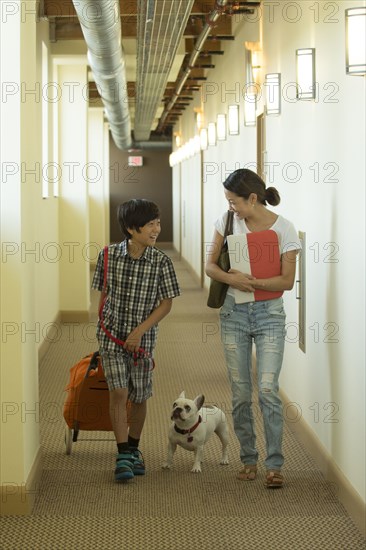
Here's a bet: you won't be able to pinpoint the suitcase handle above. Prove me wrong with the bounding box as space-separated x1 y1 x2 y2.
85 351 101 377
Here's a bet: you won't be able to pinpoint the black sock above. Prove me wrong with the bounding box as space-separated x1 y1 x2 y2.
117 442 129 454
128 436 139 449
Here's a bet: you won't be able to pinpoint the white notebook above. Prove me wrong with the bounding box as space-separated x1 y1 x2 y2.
227 234 255 304
227 230 283 304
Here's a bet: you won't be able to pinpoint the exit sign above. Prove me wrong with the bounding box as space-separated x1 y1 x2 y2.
128 156 143 167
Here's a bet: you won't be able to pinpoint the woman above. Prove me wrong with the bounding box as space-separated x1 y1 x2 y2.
205 169 301 488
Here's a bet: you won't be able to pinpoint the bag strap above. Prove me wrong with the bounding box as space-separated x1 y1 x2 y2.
224 210 234 238
98 246 154 367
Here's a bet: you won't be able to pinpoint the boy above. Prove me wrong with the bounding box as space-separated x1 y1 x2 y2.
92 199 180 482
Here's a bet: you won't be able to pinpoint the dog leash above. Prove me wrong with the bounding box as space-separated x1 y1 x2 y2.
98 245 155 369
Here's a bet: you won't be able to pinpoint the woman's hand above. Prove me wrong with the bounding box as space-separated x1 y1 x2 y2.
228 269 256 292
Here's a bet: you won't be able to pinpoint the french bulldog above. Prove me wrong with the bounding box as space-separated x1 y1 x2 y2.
162 391 229 473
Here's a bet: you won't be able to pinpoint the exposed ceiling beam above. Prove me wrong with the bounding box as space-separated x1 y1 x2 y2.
44 0 260 136
44 0 227 17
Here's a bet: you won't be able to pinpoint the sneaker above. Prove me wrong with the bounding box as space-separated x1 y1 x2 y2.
115 452 134 482
130 448 145 475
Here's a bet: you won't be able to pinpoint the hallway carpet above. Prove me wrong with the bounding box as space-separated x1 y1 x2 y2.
1 251 365 549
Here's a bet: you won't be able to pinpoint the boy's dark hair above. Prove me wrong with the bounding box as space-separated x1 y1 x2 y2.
223 168 280 206
117 199 161 238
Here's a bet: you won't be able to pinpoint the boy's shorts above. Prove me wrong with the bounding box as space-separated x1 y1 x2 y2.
100 350 153 402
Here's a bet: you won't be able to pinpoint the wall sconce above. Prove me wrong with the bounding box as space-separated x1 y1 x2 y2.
345 7 366 75
244 93 256 126
200 128 208 150
251 50 262 86
265 73 281 115
244 49 257 126
174 133 181 148
296 48 316 100
193 135 201 154
184 142 191 160
188 138 195 158
208 122 217 146
228 105 239 135
180 144 186 161
195 109 204 131
217 114 227 141
177 147 183 163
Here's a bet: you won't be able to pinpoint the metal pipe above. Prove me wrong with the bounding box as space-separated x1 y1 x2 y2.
71 0 132 150
134 0 196 142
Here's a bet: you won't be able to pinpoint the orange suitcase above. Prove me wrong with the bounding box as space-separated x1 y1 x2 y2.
63 351 112 433
63 351 122 454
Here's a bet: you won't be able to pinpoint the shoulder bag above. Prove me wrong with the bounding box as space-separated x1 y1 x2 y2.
207 210 234 308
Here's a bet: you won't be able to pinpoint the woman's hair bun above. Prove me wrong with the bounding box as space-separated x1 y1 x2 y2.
265 187 281 206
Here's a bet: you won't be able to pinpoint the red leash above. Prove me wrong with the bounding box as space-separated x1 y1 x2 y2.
98 246 155 369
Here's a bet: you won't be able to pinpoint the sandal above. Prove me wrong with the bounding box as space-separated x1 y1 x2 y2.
265 470 284 488
237 464 257 481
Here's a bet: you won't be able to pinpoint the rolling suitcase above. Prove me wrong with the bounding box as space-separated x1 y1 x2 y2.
63 351 114 454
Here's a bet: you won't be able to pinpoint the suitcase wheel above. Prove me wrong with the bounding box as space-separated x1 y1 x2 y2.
65 426 72 455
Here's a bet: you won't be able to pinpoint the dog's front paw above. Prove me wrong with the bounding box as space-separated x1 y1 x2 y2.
191 465 202 473
162 462 172 470
220 458 229 465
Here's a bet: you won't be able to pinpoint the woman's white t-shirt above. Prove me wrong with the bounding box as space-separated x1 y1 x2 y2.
214 212 301 255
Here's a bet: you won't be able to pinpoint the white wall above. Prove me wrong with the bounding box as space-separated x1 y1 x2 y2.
0 0 41 488
181 155 202 278
57 63 90 315
35 21 60 347
172 164 181 252
262 0 366 500
88 108 107 255
0 16 112 501
173 1 365 503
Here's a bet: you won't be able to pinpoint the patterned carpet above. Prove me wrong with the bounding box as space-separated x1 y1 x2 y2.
1 251 365 549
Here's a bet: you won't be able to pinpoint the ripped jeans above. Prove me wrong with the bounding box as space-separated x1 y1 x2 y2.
220 294 286 471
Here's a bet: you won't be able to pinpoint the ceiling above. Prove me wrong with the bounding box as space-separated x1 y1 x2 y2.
42 0 259 144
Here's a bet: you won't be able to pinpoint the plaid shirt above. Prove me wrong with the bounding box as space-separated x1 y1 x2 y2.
92 241 180 353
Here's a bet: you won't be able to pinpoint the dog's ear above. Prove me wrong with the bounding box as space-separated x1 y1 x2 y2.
179 391 185 399
194 394 205 410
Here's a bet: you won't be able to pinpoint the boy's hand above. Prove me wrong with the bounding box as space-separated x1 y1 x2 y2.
123 299 172 353
124 327 143 353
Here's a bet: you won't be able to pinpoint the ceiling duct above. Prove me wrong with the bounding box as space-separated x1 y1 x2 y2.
157 0 228 132
71 0 132 150
134 0 196 142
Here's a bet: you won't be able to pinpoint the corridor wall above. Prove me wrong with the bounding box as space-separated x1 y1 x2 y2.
172 0 365 528
261 0 366 513
1 3 45 514
0 16 111 513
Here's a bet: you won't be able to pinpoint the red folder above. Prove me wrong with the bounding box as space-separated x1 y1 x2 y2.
227 230 283 302
247 230 283 301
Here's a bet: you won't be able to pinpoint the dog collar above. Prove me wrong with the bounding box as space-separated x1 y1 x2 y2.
174 415 202 436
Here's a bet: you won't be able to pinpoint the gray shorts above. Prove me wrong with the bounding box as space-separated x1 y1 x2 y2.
100 350 154 402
